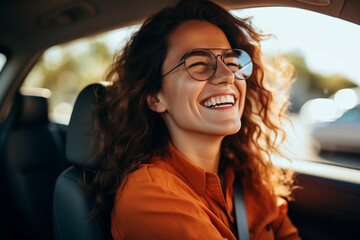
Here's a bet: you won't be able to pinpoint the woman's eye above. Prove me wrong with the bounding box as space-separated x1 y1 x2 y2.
188 61 209 68
187 62 213 73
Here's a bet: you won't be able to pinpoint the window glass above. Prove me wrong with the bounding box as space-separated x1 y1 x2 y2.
22 25 139 124
0 52 6 72
232 7 360 168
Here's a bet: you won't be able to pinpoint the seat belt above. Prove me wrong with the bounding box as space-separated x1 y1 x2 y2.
233 174 250 240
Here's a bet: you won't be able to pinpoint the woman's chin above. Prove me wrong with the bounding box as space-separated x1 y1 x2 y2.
205 121 241 137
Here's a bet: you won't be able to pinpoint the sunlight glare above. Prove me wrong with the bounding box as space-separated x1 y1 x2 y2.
300 98 342 123
334 88 357 110
44 46 63 70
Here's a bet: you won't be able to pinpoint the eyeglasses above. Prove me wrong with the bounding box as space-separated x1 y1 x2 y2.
162 48 253 81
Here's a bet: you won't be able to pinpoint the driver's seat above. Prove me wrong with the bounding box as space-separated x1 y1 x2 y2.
53 83 112 240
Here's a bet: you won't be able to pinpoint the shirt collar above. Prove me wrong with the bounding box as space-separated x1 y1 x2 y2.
165 143 234 197
165 143 207 196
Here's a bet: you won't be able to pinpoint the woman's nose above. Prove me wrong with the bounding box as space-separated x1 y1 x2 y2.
208 57 235 85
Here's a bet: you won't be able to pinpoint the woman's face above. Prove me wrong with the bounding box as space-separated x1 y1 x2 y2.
149 20 247 139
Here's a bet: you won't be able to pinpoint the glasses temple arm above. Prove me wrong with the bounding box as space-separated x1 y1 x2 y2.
161 62 185 79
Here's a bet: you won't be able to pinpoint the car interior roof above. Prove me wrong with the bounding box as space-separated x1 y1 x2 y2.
1 0 360 53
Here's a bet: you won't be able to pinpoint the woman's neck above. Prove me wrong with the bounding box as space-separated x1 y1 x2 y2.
170 132 223 174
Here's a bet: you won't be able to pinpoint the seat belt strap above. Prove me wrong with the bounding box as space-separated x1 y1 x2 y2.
233 174 250 240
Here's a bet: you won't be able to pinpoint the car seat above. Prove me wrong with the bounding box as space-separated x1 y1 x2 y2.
53 83 112 240
0 92 67 240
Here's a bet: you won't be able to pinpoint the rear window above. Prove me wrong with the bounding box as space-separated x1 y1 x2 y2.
22 25 139 124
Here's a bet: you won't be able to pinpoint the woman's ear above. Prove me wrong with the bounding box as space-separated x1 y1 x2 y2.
146 93 167 113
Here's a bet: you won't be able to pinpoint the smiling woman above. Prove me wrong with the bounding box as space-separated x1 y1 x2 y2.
151 21 248 145
81 0 300 239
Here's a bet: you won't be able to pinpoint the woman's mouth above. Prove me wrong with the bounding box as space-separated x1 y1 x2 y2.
202 95 235 108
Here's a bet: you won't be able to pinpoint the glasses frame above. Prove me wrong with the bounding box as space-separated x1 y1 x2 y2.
161 48 252 81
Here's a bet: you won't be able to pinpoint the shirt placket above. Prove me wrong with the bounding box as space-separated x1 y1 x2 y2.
205 172 233 228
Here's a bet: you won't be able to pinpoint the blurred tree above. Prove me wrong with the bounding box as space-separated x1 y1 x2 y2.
24 39 113 114
282 53 357 112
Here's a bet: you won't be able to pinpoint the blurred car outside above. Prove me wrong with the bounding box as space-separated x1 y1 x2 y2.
311 104 360 154
299 87 360 154
299 87 360 124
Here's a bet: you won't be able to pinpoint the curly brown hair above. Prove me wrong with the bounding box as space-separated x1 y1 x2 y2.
85 0 295 217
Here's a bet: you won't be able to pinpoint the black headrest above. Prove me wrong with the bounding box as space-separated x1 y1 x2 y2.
66 83 106 168
15 95 48 127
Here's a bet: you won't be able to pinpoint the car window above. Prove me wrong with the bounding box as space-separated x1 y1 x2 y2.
0 52 6 72
22 25 140 124
232 7 360 169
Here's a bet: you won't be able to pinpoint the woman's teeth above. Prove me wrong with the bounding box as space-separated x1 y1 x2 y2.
203 95 235 108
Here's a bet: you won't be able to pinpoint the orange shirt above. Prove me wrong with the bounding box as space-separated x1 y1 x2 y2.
111 144 300 240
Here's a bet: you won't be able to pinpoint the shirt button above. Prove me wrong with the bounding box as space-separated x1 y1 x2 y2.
265 224 271 231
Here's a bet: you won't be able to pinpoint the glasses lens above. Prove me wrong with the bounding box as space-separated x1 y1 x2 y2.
185 50 216 81
224 50 253 80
